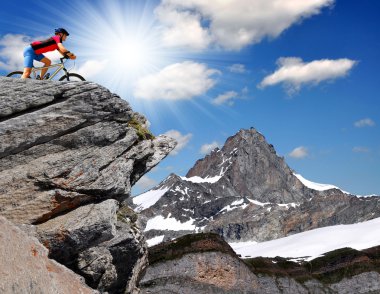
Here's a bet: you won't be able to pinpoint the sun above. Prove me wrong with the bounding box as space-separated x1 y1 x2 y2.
104 34 154 74
117 39 147 69
65 1 179 95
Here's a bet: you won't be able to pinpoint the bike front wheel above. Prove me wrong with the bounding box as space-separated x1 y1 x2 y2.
59 73 86 81
6 71 24 78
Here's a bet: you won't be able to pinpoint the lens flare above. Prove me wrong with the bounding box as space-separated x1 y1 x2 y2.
35 1 182 97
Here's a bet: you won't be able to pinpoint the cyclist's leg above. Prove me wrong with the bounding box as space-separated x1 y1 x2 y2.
21 46 34 79
21 67 32 79
39 56 51 79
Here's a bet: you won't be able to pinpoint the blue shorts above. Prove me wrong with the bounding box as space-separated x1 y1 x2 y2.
23 45 44 68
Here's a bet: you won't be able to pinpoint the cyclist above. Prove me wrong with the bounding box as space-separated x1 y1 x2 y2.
21 28 76 79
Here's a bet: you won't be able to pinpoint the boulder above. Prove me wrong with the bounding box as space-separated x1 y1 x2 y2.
0 216 97 294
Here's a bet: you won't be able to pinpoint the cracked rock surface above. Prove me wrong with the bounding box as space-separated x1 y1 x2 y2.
0 77 175 224
0 77 176 293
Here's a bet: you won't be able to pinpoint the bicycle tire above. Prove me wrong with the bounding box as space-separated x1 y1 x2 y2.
6 71 24 78
59 73 86 81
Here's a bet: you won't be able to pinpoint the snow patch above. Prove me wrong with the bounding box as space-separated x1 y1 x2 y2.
278 203 299 209
229 217 380 260
145 215 196 231
247 199 270 206
133 188 168 211
146 235 165 247
231 199 244 206
196 225 206 233
220 199 249 213
181 175 221 183
248 198 299 209
294 173 342 192
358 194 379 198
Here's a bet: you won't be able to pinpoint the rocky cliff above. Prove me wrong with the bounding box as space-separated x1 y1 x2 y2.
0 77 176 293
134 128 380 243
140 233 380 293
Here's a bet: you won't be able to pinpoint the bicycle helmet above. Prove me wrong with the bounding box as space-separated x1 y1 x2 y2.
55 28 70 36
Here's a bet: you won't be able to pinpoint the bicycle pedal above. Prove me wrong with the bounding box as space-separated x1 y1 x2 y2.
44 73 50 80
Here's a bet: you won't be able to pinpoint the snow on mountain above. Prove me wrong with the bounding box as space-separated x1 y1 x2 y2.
219 199 249 213
144 214 197 232
133 188 168 211
180 175 221 183
230 216 380 261
294 173 343 192
136 128 380 247
133 171 341 213
146 235 165 247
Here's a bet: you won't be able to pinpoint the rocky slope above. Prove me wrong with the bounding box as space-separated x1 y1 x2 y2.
0 77 176 293
134 128 380 244
140 233 380 293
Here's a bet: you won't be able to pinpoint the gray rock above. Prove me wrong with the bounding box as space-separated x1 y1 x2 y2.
0 77 176 225
76 208 148 293
0 77 176 293
140 251 262 293
36 199 119 265
330 271 380 294
140 249 331 294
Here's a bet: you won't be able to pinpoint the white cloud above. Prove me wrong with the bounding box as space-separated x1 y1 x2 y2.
259 57 357 95
155 4 212 50
354 118 375 128
289 146 309 159
155 0 334 50
0 34 31 71
228 64 246 73
200 141 221 155
163 130 193 155
134 61 220 100
212 91 238 106
134 175 158 191
353 146 370 153
76 59 108 79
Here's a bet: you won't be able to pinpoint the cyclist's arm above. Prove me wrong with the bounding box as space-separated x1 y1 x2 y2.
57 43 76 60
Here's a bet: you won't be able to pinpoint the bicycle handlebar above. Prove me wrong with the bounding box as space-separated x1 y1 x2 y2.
60 55 70 63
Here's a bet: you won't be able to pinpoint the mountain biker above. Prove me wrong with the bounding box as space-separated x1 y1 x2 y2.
21 28 76 79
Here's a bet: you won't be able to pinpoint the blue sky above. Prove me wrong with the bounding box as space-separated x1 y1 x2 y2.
1 0 379 196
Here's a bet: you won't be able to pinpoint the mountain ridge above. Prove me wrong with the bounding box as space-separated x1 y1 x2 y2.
134 128 380 245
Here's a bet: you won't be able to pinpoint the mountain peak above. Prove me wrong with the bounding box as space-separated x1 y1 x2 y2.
187 128 264 178
186 128 304 203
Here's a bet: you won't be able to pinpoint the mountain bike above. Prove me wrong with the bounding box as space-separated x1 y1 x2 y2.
6 56 85 81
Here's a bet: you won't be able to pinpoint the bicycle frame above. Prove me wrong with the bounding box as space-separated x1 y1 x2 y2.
30 58 69 80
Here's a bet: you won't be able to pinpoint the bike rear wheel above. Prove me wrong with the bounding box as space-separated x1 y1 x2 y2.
59 73 85 81
6 71 24 78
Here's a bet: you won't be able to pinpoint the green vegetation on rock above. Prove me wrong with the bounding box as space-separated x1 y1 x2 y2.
244 246 380 285
305 247 380 284
117 205 138 224
128 116 154 140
